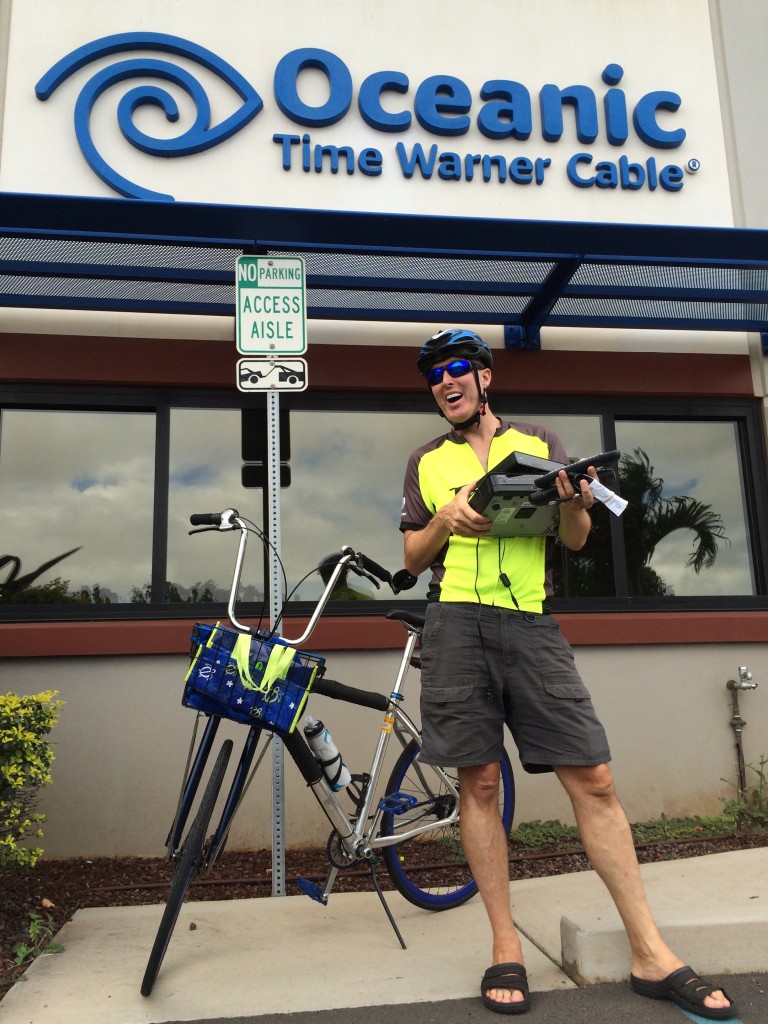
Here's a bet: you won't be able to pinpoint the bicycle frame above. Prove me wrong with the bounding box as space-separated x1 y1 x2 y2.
167 615 461 893
315 627 460 857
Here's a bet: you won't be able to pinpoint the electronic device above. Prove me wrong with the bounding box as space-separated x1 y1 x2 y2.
468 449 621 536
469 452 564 537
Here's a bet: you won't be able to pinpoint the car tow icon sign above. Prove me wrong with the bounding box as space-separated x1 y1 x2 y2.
236 357 308 392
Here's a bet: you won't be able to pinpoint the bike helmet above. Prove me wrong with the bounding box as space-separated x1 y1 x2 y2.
417 329 493 429
416 328 493 377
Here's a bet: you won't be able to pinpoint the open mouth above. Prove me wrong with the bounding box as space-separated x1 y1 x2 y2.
446 391 463 405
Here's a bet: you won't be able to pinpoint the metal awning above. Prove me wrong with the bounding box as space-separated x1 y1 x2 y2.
2 191 768 347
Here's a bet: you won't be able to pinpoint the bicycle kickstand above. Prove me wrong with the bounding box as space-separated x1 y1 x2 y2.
367 860 407 950
297 860 406 948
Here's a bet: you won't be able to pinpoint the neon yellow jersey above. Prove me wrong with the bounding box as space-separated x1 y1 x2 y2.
400 420 568 612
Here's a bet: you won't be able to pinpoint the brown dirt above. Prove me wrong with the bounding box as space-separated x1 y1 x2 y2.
2 831 767 997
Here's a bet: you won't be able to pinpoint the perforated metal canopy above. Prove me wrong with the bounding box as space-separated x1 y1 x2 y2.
2 191 768 347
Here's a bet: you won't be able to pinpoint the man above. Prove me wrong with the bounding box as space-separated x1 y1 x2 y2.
399 328 735 1018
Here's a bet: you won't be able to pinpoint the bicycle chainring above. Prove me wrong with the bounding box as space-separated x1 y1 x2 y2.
326 830 358 869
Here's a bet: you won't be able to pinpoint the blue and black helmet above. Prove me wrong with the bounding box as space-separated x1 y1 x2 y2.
416 328 493 377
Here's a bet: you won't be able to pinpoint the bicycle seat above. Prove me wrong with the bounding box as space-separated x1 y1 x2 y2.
386 608 426 629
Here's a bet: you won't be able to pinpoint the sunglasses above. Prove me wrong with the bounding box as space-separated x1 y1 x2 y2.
426 358 474 387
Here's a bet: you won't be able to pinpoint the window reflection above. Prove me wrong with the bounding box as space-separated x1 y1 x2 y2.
167 408 264 605
614 422 753 596
283 410 435 600
0 410 154 603
166 408 436 607
489 410 610 599
0 404 760 614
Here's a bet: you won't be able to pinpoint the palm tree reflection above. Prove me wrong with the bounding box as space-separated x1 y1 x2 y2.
555 448 728 597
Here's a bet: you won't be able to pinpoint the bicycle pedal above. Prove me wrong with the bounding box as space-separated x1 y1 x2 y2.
378 791 418 814
296 877 329 905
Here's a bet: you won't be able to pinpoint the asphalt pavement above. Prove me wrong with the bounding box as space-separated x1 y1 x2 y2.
0 847 766 1024
161 975 768 1024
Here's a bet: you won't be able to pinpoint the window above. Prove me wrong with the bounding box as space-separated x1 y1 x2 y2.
1 389 766 619
0 408 154 605
612 420 754 597
166 408 263 604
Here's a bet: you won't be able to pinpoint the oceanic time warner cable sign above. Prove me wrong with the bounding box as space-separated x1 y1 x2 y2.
4 1 733 224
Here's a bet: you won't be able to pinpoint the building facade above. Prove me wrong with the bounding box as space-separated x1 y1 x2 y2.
1 0 767 856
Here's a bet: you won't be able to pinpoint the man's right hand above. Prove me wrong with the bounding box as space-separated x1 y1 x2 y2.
437 482 493 537
403 483 492 576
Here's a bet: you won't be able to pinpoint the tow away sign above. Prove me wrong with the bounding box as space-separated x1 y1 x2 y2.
236 255 307 355
237 358 308 392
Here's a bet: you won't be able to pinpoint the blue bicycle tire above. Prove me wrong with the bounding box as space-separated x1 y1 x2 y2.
380 740 514 911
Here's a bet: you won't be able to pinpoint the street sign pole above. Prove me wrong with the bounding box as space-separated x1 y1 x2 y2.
267 392 286 897
235 254 307 897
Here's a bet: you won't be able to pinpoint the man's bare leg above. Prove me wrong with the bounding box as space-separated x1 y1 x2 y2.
459 762 525 1008
554 763 731 1013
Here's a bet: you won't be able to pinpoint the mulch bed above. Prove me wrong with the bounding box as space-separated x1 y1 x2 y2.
2 831 766 996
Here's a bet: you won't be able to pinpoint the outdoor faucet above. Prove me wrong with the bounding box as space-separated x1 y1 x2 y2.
726 666 758 692
726 666 758 798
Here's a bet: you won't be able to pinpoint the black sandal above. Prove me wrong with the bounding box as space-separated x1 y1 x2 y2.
631 966 737 1020
480 962 531 1015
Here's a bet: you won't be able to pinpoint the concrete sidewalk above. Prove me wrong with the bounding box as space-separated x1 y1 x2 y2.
0 847 765 1024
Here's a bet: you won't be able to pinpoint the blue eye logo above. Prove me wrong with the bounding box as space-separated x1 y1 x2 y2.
35 32 263 202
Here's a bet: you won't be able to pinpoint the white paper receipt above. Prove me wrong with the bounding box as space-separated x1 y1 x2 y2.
589 478 628 516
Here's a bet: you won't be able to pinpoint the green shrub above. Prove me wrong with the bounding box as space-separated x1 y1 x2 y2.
510 819 580 849
0 690 64 869
721 754 768 833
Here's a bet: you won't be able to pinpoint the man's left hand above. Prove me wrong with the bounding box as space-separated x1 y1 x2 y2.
555 466 597 512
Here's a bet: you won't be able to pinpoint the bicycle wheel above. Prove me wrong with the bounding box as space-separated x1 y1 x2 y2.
141 738 233 997
380 741 514 911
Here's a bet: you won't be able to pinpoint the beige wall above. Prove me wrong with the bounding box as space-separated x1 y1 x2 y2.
713 0 768 231
9 643 766 859
713 1 768 421
2 0 767 862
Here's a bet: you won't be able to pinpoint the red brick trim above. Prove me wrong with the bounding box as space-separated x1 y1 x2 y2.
1 611 766 658
3 336 755 398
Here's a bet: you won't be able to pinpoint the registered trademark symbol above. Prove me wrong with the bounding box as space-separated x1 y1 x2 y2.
687 158 701 173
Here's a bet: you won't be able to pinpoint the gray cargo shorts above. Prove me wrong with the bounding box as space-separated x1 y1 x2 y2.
418 601 611 773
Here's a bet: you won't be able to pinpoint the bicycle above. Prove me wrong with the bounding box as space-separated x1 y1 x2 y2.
141 508 515 997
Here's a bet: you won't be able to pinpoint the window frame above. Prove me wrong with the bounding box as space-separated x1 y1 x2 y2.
2 383 767 622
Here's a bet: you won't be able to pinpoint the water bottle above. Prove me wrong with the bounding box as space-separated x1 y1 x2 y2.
303 715 351 791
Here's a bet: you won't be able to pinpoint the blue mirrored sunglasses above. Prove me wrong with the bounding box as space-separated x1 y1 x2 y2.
426 358 474 387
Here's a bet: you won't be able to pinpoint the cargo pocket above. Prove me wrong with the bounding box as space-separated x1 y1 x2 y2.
422 678 475 705
419 603 477 700
528 618 591 703
542 677 591 702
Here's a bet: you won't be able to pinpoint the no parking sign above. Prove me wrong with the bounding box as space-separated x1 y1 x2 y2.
235 255 307 355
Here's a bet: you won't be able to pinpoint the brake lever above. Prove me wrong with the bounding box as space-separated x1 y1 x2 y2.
348 562 381 589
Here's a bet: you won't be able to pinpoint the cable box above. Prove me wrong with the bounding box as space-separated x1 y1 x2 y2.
469 452 563 537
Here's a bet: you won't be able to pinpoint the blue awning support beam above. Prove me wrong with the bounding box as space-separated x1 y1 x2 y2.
2 192 768 340
505 256 584 349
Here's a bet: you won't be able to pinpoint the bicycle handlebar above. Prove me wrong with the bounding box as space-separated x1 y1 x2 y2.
186 509 414 643
353 551 390 587
313 676 390 712
189 512 221 527
189 509 239 532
